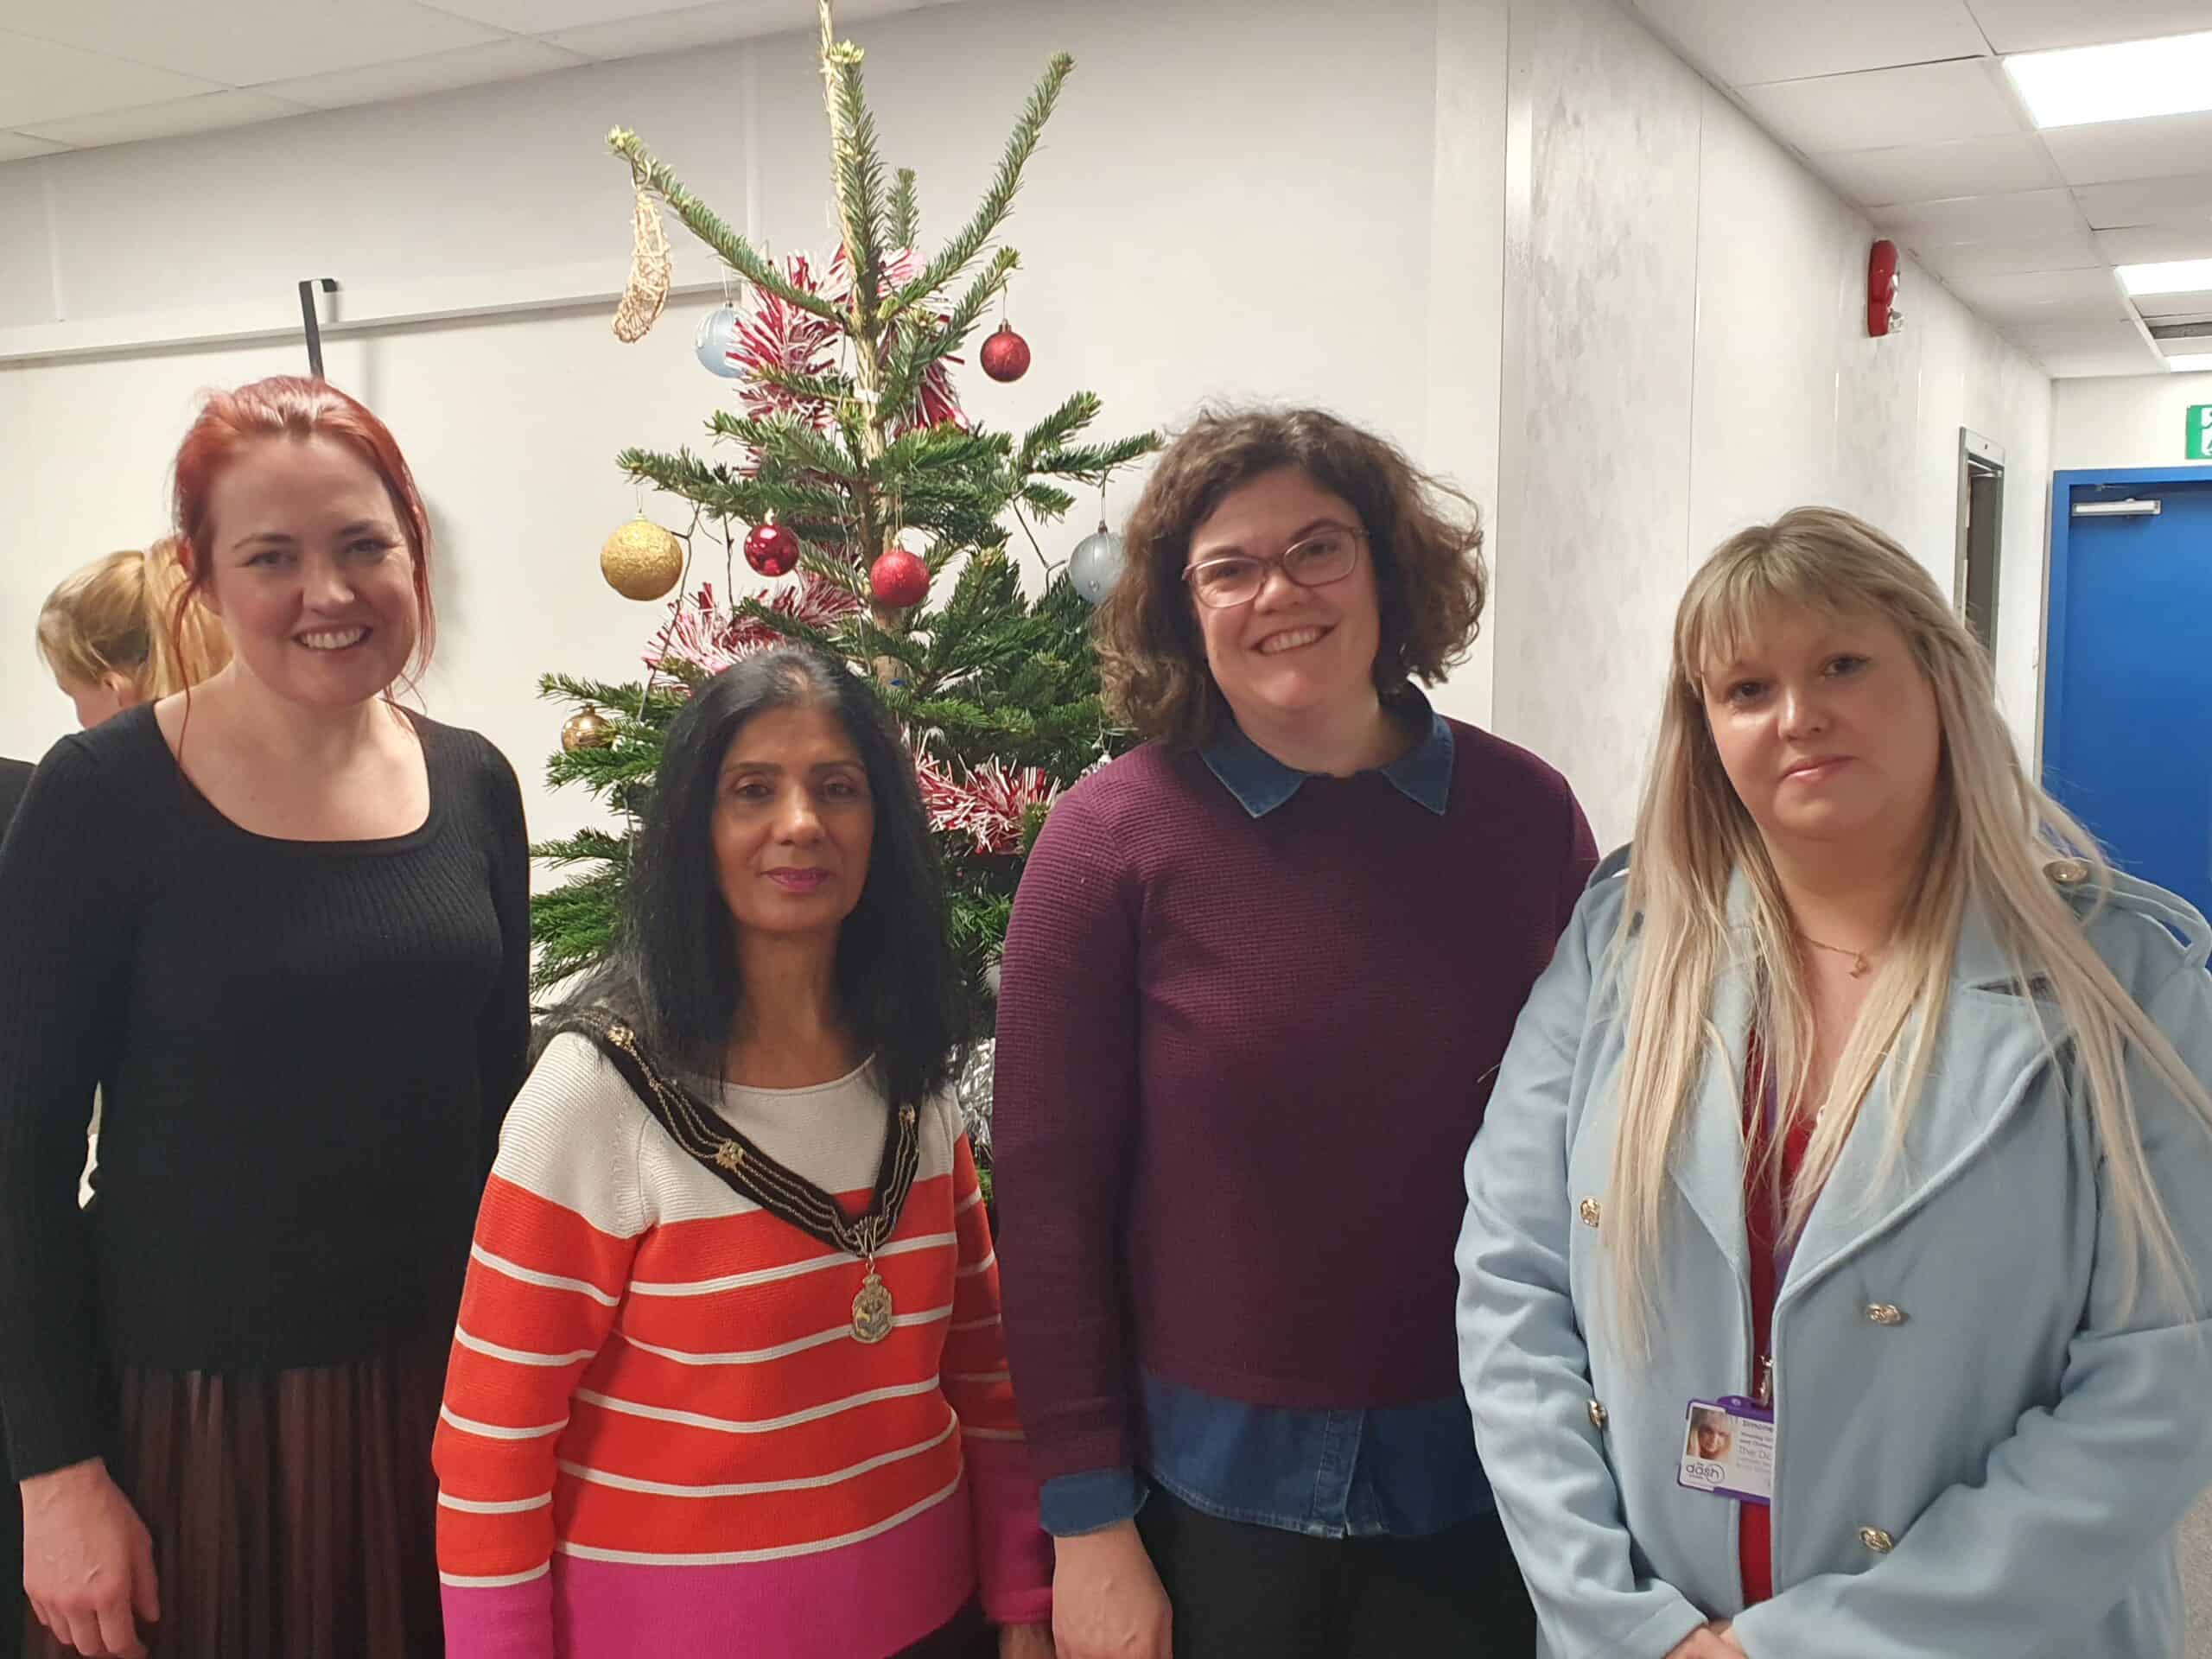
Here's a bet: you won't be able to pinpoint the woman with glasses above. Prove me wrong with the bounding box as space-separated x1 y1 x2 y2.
990 406 1597 1659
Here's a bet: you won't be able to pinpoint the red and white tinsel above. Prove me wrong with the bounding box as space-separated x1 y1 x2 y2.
912 750 1060 855
723 249 963 435
645 574 865 679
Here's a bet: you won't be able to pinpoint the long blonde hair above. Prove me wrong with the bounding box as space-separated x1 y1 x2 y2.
35 541 230 701
1606 506 2212 1343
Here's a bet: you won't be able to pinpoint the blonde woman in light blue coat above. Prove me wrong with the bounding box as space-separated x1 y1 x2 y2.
1456 507 2212 1659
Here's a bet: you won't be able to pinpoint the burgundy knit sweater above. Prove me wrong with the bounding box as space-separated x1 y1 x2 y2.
990 720 1596 1488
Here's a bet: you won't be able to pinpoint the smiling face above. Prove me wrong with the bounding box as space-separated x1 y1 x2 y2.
1701 601 1943 867
194 435 421 709
711 700 876 946
1184 466 1382 734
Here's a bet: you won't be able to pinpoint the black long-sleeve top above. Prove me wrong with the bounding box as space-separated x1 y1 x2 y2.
0 706 530 1478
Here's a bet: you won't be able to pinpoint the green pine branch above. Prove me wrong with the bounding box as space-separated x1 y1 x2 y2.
880 248 1019 417
889 168 920 252
1032 433 1162 480
887 54 1074 319
823 41 890 332
608 129 845 325
707 411 866 484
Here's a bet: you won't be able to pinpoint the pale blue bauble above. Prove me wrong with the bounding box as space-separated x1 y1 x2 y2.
1069 524 1125 605
695 303 743 378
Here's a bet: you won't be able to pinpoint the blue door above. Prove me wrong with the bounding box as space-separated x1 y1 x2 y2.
2044 469 2212 920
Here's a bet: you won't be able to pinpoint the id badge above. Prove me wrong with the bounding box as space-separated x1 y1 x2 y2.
1677 1396 1775 1507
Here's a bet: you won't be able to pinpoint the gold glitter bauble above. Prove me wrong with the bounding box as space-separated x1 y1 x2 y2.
600 518 683 601
562 704 616 753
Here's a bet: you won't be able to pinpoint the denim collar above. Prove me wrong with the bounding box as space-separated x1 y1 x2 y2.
1200 690 1454 819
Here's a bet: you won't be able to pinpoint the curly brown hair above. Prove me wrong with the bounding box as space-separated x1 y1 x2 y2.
1095 405 1486 747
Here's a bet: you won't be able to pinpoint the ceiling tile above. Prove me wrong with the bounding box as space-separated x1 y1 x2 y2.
2073 172 2212 227
1814 131 2060 207
1942 265 2133 321
17 88 307 148
2096 224 2212 264
1738 59 2025 156
2042 111 2212 188
1918 228 2102 277
3 1 505 86
2134 287 2212 319
1875 187 2086 246
2035 346 2171 376
541 0 791 60
0 131 71 162
263 38 587 111
416 0 740 29
0 29 221 127
1631 0 1988 85
1964 0 2212 54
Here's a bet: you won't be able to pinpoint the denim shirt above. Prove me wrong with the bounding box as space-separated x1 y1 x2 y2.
1037 695 1495 1541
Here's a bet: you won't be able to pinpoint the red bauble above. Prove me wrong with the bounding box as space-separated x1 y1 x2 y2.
979 321 1031 383
744 518 800 577
869 546 931 609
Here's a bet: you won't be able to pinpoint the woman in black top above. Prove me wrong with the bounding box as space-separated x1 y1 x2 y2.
0 377 530 1659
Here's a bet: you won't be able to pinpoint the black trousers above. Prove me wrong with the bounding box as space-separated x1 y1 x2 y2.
895 1597 991 1659
1136 1487 1536 1659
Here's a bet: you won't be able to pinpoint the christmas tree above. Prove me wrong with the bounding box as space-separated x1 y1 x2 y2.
532 0 1158 1056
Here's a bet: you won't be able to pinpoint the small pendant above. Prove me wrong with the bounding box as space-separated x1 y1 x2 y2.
1849 954 1870 978
850 1268 894 1344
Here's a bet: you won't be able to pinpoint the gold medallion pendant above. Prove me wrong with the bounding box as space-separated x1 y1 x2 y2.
851 1268 895 1344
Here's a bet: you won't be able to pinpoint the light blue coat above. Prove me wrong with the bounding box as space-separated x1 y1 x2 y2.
1456 849 2212 1658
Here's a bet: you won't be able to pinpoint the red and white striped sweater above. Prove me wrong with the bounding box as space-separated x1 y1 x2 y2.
434 1033 1051 1657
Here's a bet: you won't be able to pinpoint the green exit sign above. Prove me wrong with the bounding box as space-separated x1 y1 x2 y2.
2191 404 2212 461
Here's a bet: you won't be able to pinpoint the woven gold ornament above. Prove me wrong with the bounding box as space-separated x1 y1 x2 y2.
600 518 684 601
561 704 616 753
612 188 671 344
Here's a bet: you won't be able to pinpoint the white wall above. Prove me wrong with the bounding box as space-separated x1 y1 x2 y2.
2050 372 2212 471
1491 0 2055 848
0 0 1512 841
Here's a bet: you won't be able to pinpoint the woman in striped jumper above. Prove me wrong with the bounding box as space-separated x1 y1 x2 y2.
434 647 1052 1658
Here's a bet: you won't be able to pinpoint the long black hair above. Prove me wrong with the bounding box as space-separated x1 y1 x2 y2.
558 645 964 1112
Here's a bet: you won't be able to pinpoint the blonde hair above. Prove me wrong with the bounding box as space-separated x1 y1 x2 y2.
36 541 230 700
1606 506 2212 1343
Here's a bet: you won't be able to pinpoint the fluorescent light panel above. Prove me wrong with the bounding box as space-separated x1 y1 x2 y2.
2167 353 2212 372
2005 30 2212 129
2118 258 2212 296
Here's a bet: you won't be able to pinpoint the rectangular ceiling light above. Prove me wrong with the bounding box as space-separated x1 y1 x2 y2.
2005 30 2212 128
2118 258 2212 296
2167 353 2212 372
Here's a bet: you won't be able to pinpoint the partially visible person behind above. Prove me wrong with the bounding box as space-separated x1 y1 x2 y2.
434 646 1052 1659
6 544 226 1659
36 542 229 729
994 406 1593 1659
0 755 33 1659
1457 508 2212 1659
0 376 531 1659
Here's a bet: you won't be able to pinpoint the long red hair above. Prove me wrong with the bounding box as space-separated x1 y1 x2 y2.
170 376 437 689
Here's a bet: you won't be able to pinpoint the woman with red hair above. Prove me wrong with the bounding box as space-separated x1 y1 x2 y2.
0 377 531 1659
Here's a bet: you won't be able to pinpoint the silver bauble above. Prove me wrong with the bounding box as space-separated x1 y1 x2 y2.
1069 523 1126 606
695 303 743 378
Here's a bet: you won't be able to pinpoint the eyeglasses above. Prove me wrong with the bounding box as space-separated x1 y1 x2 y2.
1183 525 1364 609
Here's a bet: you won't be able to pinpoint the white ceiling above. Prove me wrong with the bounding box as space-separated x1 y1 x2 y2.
1632 0 2212 377
0 0 960 162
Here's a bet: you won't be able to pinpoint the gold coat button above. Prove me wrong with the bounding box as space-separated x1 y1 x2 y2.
1587 1399 1609 1430
2044 856 2093 887
1859 1526 1896 1554
1579 1197 1602 1228
1864 1302 1905 1326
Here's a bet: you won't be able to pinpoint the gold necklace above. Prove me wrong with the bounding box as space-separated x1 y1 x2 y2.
1799 933 1876 978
